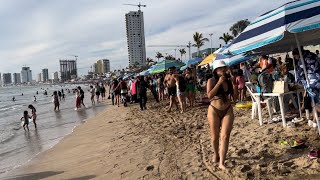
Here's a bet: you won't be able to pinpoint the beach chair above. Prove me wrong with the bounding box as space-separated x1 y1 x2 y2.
246 82 273 121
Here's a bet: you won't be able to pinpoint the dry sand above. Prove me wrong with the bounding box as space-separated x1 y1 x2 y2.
4 97 320 180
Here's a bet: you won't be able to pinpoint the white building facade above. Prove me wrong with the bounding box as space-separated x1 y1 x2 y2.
125 10 146 67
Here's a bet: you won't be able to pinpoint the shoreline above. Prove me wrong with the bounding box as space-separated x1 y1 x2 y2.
3 98 320 179
1 101 109 179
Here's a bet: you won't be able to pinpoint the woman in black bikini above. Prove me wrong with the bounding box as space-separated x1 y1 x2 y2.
207 61 238 170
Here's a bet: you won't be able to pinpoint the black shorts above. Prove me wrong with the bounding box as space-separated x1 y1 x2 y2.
95 92 100 96
115 90 121 95
168 86 177 96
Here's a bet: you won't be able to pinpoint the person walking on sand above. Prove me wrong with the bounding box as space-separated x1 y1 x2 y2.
112 79 121 107
20 110 30 132
137 76 148 111
185 67 196 107
90 85 95 105
173 73 187 113
95 83 101 103
207 61 238 170
157 74 165 101
164 67 179 112
28 105 37 129
100 83 106 101
53 91 60 111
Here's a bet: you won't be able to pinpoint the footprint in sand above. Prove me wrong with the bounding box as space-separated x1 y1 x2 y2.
237 149 249 156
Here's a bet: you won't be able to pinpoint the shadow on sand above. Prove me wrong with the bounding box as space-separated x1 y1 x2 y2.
68 175 96 180
3 171 64 180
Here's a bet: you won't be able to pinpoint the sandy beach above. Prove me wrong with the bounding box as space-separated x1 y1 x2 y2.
4 97 320 179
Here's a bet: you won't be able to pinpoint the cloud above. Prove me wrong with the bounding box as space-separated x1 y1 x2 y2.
0 0 292 75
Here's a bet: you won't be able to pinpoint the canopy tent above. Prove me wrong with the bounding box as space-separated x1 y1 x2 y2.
198 48 220 66
222 0 320 134
180 57 202 71
149 60 185 74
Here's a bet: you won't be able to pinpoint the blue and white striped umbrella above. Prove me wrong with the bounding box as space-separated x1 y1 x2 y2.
180 58 202 71
223 0 320 55
215 44 255 66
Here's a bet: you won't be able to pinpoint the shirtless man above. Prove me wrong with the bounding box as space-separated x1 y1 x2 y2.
164 67 179 112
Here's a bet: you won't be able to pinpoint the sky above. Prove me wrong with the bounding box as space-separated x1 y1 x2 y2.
0 0 292 78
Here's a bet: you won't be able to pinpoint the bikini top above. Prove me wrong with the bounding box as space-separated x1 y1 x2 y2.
185 75 194 84
213 78 233 99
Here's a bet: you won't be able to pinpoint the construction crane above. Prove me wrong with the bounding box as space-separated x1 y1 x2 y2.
148 42 192 60
123 2 146 11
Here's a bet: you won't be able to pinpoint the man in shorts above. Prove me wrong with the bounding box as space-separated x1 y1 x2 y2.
164 67 179 112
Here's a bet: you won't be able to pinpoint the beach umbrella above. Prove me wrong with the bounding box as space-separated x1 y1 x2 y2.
149 60 185 74
180 57 202 71
222 0 320 133
198 48 221 66
139 70 150 76
215 44 256 66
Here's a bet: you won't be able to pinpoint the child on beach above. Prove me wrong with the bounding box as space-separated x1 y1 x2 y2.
28 105 37 129
20 110 30 131
236 69 246 102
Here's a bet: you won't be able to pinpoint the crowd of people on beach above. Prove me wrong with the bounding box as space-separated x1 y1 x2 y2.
16 47 320 169
104 47 320 169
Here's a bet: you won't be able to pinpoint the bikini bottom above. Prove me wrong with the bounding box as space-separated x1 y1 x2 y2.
209 105 232 120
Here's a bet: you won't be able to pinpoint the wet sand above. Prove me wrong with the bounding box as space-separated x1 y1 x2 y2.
4 97 320 179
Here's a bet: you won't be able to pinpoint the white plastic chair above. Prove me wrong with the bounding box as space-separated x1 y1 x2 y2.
246 82 273 121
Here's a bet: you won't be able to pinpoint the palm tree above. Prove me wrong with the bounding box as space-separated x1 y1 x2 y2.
192 32 209 57
229 19 250 37
155 52 164 61
219 33 234 44
179 48 186 61
164 55 175 60
146 57 154 65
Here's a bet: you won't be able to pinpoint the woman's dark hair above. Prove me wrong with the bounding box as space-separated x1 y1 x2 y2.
53 91 57 95
28 104 34 109
237 69 243 76
90 85 93 88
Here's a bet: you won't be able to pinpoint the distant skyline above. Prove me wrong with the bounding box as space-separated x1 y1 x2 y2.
0 0 292 75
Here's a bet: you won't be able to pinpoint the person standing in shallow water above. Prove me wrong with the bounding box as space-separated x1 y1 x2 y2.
53 91 60 111
206 61 238 170
28 104 37 129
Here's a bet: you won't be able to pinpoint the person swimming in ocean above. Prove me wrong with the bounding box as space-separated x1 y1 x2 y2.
33 96 37 102
20 111 30 132
12 96 16 102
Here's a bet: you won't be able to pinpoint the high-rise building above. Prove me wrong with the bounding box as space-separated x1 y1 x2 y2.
37 73 43 82
125 10 146 67
52 72 59 82
96 60 104 74
13 73 21 84
42 68 49 82
92 63 98 74
21 67 32 83
59 60 77 81
3 73 12 85
0 73 2 86
102 59 110 73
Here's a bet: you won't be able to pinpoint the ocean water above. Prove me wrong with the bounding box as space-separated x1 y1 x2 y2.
0 85 107 177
